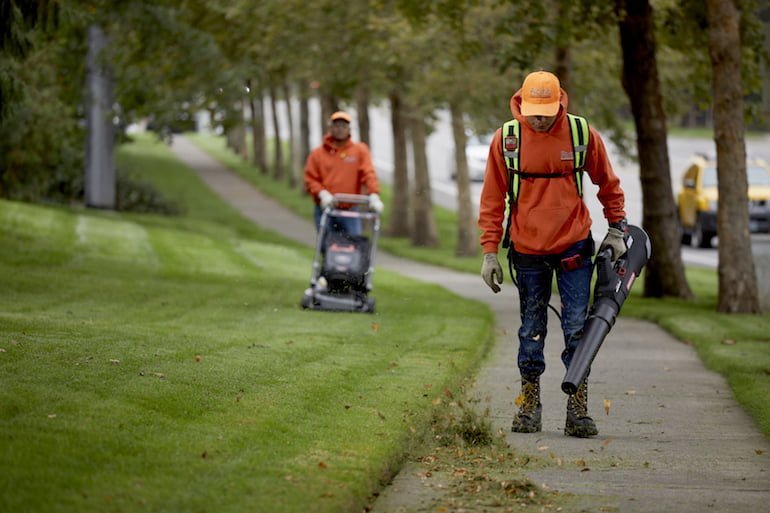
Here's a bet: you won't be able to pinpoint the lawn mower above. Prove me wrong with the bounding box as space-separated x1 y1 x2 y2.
300 193 380 313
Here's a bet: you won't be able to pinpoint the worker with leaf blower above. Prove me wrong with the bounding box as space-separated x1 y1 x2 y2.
478 70 627 438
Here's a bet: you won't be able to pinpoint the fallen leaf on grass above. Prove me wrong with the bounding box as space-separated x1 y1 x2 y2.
109 359 120 365
195 355 202 362
0 348 5 353
721 339 736 345
47 414 57 419
371 322 379 333
376 410 386 420
604 399 612 415
318 461 327 469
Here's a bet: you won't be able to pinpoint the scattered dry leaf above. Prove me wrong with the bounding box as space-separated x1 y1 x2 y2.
721 339 736 345
603 399 612 415
47 414 56 419
109 359 120 365
371 322 379 333
432 397 442 406
376 410 386 420
443 388 454 399
756 449 765 455
201 451 207 459
576 459 587 468
343 403 351 410
318 461 327 469
0 348 5 353
195 355 202 362
537 445 549 451
625 390 637 395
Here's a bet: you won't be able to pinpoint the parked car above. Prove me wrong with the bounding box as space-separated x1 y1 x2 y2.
451 134 493 182
677 154 770 248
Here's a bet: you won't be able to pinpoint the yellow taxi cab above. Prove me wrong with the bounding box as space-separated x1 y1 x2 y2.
677 155 770 248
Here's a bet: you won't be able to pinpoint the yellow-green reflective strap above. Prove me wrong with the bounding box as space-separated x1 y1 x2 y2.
502 119 521 202
567 114 589 197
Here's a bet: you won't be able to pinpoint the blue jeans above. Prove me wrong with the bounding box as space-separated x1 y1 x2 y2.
314 205 361 235
513 238 593 380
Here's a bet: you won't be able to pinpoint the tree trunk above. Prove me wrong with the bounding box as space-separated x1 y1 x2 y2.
227 102 248 161
356 88 371 147
320 93 338 136
409 113 439 247
450 103 477 257
616 0 693 299
388 91 410 237
706 0 760 313
299 84 310 174
250 81 267 174
282 79 297 189
268 85 284 181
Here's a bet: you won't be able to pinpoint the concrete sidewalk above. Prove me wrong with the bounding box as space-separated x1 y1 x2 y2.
170 136 770 513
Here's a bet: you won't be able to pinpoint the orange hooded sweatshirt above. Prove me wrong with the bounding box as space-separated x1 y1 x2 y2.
478 88 625 255
304 134 380 205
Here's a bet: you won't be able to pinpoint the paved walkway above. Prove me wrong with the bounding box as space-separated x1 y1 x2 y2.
170 136 770 513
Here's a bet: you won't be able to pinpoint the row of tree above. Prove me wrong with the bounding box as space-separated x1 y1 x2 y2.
1 0 768 312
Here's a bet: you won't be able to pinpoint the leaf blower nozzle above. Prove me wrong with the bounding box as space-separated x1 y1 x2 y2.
561 225 651 395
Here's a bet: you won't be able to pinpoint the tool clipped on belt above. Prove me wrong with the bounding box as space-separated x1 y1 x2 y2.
506 236 595 322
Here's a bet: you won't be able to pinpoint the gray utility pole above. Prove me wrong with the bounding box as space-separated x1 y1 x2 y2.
85 24 115 209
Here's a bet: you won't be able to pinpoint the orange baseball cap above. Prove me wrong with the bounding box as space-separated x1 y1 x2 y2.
520 71 561 117
330 111 352 123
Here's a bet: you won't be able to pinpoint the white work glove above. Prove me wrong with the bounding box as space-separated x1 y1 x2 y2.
600 226 627 263
481 252 503 293
369 193 384 214
318 190 335 209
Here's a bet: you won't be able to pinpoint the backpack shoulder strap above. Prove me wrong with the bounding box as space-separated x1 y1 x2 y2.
501 119 520 248
501 119 521 204
566 113 589 197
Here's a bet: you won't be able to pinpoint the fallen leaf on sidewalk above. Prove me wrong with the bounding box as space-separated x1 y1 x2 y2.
604 399 612 415
756 449 765 455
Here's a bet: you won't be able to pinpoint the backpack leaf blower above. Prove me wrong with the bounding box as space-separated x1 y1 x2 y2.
561 224 652 395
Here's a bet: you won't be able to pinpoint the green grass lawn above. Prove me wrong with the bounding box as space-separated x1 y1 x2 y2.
0 136 494 513
186 132 770 440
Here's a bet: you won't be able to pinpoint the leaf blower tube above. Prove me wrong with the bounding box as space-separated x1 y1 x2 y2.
561 225 652 395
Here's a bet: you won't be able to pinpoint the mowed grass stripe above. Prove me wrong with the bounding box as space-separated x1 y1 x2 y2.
74 215 158 269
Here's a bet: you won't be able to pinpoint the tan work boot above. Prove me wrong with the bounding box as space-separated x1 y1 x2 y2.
511 377 542 433
565 380 598 438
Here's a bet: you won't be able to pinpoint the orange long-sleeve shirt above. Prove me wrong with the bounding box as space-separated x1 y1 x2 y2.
478 89 626 255
304 134 380 205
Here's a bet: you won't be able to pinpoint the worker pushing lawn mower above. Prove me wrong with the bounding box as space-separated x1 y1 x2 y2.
301 111 384 313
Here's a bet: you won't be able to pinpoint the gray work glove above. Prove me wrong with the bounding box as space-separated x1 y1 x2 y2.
318 189 335 209
600 226 627 263
368 193 384 214
481 252 503 293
